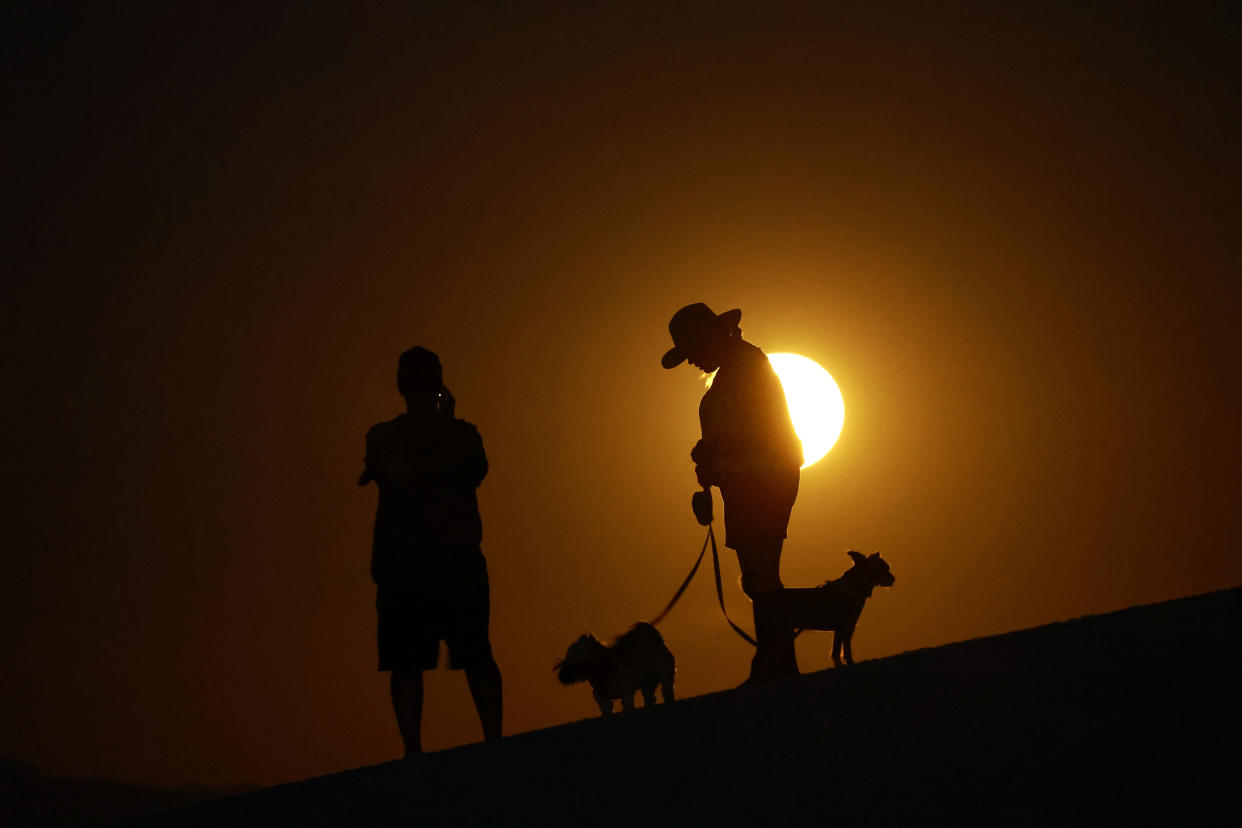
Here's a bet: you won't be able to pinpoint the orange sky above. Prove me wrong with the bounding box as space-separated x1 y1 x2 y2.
4 3 1240 787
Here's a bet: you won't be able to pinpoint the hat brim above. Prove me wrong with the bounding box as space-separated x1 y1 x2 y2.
661 346 686 369
660 307 742 369
717 307 742 330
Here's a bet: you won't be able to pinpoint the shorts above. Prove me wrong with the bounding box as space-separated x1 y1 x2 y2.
376 559 493 671
719 468 800 550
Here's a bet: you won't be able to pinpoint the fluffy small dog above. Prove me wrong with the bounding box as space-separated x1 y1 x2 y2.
555 622 676 716
782 550 896 667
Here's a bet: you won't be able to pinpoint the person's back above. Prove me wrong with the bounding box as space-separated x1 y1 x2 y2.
698 339 803 479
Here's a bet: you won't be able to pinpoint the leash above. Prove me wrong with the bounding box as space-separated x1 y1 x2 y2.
651 524 757 647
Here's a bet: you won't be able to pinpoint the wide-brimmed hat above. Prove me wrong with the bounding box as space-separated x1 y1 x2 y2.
661 303 742 369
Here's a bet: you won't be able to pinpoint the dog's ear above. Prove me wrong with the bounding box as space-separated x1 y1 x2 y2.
869 551 881 560
848 550 866 565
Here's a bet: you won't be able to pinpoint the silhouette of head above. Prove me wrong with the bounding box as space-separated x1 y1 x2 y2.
554 634 605 685
661 303 742 372
846 550 896 590
397 346 442 400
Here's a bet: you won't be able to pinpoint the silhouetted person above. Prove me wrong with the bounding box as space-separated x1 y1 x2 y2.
358 347 502 756
662 303 803 682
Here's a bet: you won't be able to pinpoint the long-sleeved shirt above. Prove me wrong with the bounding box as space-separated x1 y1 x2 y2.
697 340 803 478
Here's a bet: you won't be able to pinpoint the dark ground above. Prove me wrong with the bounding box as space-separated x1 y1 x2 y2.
106 585 1242 826
0 763 253 828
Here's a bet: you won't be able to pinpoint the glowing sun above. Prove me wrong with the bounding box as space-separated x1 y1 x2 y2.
768 353 845 468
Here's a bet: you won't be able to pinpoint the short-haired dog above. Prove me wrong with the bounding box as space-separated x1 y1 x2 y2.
782 550 895 667
555 622 676 716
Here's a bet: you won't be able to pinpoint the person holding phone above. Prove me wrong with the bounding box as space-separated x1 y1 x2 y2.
358 346 502 756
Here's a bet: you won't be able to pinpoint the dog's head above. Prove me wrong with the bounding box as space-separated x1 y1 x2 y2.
554 633 605 685
847 550 896 590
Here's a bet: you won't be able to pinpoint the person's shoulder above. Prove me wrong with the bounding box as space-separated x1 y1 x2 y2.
435 418 484 455
720 340 768 377
367 415 403 434
741 342 780 377
366 415 407 443
740 340 767 362
447 417 482 439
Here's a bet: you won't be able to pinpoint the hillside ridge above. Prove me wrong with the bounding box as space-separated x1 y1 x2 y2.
132 585 1242 825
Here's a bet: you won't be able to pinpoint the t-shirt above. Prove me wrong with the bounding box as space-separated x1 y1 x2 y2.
363 412 488 586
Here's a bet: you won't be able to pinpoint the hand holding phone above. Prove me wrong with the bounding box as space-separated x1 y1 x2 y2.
437 385 456 418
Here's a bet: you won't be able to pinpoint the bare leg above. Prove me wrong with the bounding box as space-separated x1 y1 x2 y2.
464 657 503 741
390 668 424 758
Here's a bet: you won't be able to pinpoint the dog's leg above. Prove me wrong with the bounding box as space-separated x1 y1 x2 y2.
842 625 856 665
831 631 844 668
593 692 613 717
620 693 635 712
660 676 675 703
641 686 656 708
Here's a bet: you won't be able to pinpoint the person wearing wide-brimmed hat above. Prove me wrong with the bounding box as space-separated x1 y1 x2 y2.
662 303 804 681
